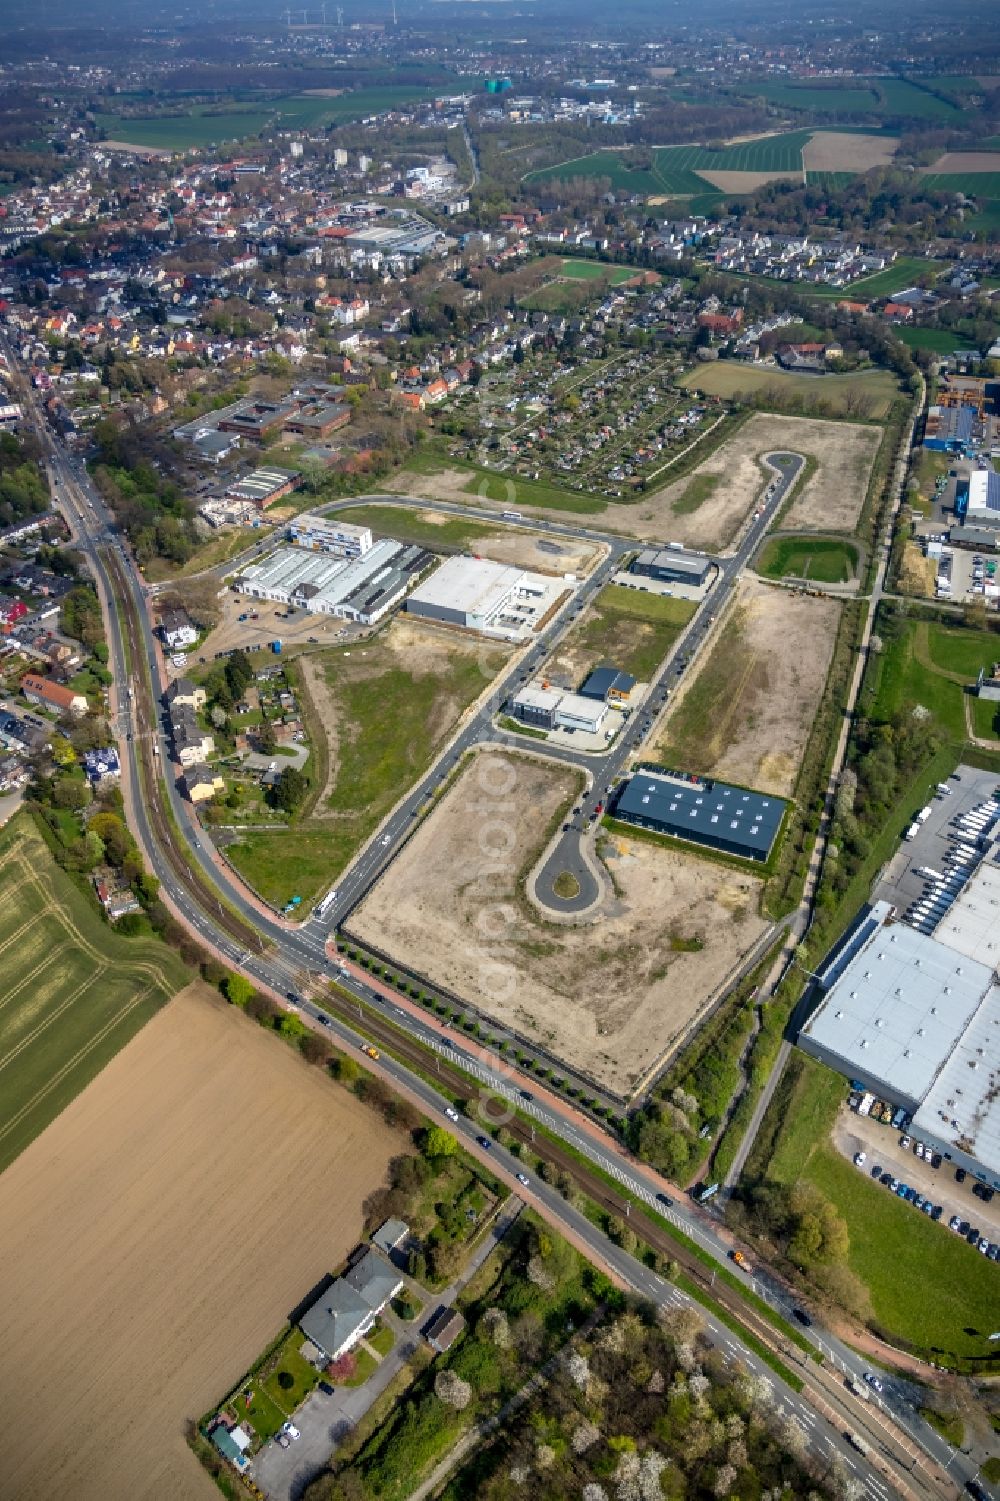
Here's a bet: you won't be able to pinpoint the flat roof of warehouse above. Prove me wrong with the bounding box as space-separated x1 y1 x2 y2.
914 981 1000 1178
407 555 525 616
614 768 785 859
802 918 993 1102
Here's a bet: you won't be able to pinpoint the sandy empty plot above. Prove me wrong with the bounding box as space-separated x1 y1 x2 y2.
773 415 882 533
698 169 800 192
802 131 897 171
412 507 602 575
922 151 1000 174
656 576 842 796
349 754 768 1097
0 985 399 1501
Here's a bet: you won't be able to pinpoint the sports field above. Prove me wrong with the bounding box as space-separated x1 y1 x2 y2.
559 258 641 284
0 815 187 1174
678 362 899 417
756 535 860 584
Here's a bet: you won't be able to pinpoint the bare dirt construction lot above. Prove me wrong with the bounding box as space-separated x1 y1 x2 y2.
0 984 399 1501
655 576 842 796
802 131 897 171
776 416 881 533
349 753 769 1097
404 506 602 576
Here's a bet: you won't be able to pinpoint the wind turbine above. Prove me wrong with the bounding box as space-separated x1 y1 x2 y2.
336 5 343 23
282 6 292 25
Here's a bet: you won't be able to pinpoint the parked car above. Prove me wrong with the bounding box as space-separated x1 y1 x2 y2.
870 1164 883 1179
899 1134 911 1150
955 1167 967 1184
853 1151 867 1167
319 1381 336 1396
282 1423 300 1441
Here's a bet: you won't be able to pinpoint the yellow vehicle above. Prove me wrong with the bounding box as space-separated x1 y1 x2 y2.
731 1249 752 1272
362 1044 380 1060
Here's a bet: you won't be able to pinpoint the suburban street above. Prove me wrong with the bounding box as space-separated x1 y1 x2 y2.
6 340 977 1501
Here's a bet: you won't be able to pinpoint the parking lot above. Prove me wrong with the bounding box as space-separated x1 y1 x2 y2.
835 1111 1000 1248
873 763 1000 920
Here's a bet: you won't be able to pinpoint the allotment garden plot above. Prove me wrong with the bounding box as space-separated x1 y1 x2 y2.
349 754 769 1097
655 577 843 798
0 815 187 1174
0 985 399 1501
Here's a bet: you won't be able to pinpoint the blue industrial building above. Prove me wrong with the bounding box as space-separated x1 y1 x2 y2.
923 403 975 452
612 767 786 862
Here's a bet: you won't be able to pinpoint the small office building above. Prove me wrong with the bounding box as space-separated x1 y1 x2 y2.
511 683 607 735
580 664 636 703
612 768 786 862
630 548 712 588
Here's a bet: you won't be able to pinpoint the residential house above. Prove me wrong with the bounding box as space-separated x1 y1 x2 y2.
299 1249 403 1363
170 705 215 768
183 764 224 803
165 677 207 711
424 1307 465 1354
20 671 87 716
159 607 198 650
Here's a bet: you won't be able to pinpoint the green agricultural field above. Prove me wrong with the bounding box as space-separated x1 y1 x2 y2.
678 362 900 417
746 1053 999 1363
97 110 273 149
921 170 1000 198
757 536 859 583
964 198 1000 236
925 622 1000 680
656 129 816 175
805 171 857 189
524 151 663 195
812 256 942 300
0 815 187 1174
226 631 508 907
562 585 696 681
736 80 886 115
873 79 962 119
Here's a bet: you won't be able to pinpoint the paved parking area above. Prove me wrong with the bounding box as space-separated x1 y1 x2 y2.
873 763 1000 919
835 1110 1000 1243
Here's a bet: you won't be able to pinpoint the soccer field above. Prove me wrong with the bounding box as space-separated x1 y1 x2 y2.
0 816 187 1173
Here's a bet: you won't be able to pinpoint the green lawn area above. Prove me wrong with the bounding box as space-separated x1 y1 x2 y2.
971 695 1000 740
672 472 724 516
925 622 1000 680
963 198 1000 236
757 536 860 583
897 326 981 355
262 1331 321 1413
749 1053 1000 1363
558 258 640 285
238 1381 288 1444
333 503 515 552
562 584 696 680
345 1346 379 1387
367 1321 395 1358
678 362 900 417
460 465 607 515
868 618 968 739
813 256 943 300
226 634 508 907
0 814 187 1174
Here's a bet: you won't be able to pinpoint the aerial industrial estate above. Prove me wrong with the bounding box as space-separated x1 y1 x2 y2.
1 0 1000 1499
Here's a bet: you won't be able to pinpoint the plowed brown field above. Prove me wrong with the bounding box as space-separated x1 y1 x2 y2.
0 985 398 1501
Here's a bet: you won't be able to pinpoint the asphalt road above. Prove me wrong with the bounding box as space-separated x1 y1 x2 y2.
9 348 980 1500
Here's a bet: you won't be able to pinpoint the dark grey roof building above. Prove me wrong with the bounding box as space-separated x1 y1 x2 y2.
299 1249 403 1362
630 548 712 586
613 767 786 862
580 665 636 702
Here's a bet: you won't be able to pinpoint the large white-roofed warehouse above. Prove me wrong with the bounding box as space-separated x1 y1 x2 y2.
404 555 568 639
800 870 1000 1190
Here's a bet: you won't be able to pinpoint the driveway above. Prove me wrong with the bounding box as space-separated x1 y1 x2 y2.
251 1328 420 1501
252 1201 524 1501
